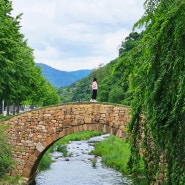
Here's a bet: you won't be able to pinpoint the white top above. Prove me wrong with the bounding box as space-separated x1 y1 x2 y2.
92 81 98 90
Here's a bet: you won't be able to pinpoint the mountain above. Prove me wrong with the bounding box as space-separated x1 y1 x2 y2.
36 63 92 88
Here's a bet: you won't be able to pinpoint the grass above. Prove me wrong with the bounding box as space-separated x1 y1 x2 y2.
92 135 147 184
0 175 21 185
0 126 15 174
92 135 131 174
38 150 53 171
91 158 97 168
0 123 21 185
55 130 103 145
56 144 68 157
0 114 13 121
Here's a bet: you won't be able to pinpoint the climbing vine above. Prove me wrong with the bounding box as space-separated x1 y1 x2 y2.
117 0 185 184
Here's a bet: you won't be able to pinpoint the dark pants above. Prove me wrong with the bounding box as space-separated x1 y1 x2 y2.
92 90 97 100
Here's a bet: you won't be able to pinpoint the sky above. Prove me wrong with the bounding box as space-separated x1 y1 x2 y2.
12 0 145 71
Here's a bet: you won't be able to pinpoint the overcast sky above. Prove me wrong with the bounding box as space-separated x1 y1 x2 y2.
12 0 145 71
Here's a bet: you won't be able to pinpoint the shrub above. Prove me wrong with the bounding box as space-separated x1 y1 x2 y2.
92 135 131 174
38 150 52 171
57 144 68 157
0 124 15 177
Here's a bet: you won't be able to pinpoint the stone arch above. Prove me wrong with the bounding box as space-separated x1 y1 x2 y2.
3 103 130 184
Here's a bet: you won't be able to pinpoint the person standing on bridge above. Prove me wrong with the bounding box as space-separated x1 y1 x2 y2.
90 78 98 102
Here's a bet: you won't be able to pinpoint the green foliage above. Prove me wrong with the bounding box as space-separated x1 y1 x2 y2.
41 81 60 106
92 135 132 174
58 86 76 103
55 131 103 145
115 0 185 184
119 32 141 56
57 31 141 105
0 175 21 185
38 150 52 171
0 124 15 178
56 144 68 157
0 0 60 109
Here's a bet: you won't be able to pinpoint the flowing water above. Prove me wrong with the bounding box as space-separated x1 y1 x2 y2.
35 134 132 185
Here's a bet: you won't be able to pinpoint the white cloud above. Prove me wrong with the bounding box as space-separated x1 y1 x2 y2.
12 0 145 71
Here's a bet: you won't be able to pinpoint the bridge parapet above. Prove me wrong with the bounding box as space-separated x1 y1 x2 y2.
2 103 130 184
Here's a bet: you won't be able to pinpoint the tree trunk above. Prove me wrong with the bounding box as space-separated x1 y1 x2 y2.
7 103 10 115
0 100 2 114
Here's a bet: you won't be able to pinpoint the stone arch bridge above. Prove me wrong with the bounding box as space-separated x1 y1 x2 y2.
2 103 130 184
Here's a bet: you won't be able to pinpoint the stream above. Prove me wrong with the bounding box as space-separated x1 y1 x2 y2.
35 134 132 185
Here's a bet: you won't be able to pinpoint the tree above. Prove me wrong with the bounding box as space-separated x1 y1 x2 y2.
42 81 60 106
119 32 141 56
0 0 60 112
118 0 185 184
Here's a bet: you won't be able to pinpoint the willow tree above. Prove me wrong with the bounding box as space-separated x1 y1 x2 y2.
117 0 185 184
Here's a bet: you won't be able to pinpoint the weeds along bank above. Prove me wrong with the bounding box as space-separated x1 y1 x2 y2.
0 123 21 184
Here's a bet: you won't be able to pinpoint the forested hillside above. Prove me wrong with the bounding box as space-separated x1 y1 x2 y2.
58 60 126 103
58 32 141 104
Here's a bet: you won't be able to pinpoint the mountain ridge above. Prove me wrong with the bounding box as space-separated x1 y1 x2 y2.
36 63 92 88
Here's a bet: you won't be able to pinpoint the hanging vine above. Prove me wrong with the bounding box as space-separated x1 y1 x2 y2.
117 0 185 184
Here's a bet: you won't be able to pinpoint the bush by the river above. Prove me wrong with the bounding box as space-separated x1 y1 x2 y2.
92 135 147 184
56 144 68 157
38 150 53 171
0 124 20 184
92 135 131 174
92 135 145 177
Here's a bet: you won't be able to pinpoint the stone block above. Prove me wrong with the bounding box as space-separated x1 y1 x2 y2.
29 155 37 163
22 168 31 178
36 142 45 152
46 137 53 145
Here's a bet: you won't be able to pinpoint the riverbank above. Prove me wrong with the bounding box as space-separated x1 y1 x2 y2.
38 131 103 171
36 133 132 184
92 135 131 175
37 131 135 180
92 134 147 184
0 122 21 185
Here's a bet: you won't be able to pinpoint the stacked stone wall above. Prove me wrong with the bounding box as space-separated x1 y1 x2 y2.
2 103 130 184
